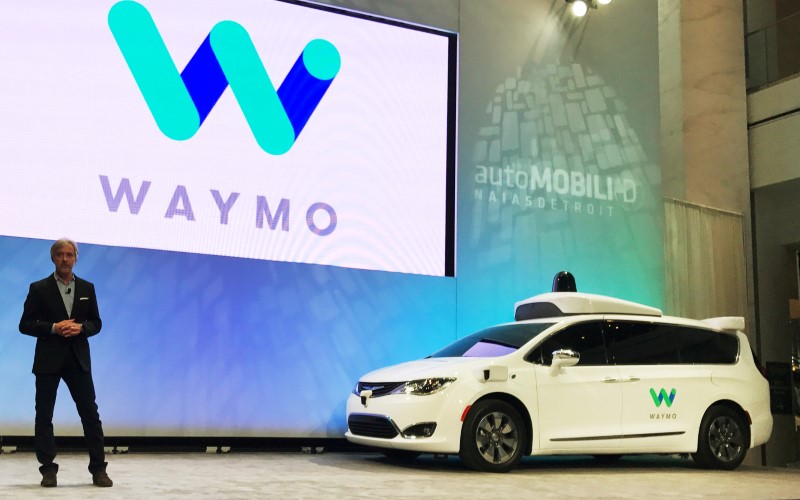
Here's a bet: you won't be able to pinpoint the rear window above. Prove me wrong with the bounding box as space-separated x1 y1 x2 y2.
430 322 554 358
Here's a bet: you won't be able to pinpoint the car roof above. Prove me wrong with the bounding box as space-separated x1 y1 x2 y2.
513 292 744 334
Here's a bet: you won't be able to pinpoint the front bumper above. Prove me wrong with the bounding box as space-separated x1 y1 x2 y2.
344 390 468 454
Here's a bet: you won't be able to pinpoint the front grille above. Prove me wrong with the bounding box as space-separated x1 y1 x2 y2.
348 414 399 438
356 381 405 397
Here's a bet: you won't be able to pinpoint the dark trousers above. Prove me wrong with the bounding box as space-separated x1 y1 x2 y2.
34 350 106 475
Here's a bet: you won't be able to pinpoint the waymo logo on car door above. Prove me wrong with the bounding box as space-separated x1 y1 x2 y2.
108 0 341 155
649 388 677 408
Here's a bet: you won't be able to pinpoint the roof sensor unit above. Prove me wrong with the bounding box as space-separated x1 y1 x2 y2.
552 271 577 292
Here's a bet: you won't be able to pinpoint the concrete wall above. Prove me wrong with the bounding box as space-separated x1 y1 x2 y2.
749 76 800 188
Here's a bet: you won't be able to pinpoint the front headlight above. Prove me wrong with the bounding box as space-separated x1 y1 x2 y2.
390 377 456 396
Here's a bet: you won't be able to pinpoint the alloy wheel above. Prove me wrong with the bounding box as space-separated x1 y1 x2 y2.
707 415 744 463
474 411 520 464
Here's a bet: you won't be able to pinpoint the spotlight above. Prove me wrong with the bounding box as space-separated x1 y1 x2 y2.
566 0 610 17
570 0 588 17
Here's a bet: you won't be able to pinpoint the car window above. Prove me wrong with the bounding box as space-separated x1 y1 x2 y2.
606 321 680 364
429 322 554 358
673 326 739 364
525 321 607 366
606 320 739 365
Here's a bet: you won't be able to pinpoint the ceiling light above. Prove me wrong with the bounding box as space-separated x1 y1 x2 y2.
570 0 588 17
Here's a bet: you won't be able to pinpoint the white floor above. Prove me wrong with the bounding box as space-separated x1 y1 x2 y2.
0 451 799 499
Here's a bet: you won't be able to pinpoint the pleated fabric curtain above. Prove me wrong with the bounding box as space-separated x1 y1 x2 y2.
663 198 747 320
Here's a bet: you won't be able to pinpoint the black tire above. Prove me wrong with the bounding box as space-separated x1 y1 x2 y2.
691 405 749 470
459 399 526 472
381 449 421 461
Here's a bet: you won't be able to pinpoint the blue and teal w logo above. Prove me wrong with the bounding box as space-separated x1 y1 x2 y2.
649 388 676 408
108 1 341 155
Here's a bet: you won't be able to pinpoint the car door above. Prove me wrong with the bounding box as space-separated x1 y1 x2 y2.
529 320 622 451
605 318 699 450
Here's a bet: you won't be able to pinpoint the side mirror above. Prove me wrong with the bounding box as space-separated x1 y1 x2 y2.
550 349 580 375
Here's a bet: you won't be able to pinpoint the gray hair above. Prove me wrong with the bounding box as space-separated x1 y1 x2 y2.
50 238 79 260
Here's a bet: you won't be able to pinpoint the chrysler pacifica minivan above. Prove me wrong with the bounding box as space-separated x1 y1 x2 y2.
346 291 772 472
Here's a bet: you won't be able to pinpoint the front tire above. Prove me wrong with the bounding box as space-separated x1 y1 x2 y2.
692 405 749 470
459 399 526 472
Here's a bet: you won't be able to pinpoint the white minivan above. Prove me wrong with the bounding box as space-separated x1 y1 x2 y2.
345 291 773 472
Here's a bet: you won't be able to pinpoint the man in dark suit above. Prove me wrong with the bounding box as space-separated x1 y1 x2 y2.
19 238 113 488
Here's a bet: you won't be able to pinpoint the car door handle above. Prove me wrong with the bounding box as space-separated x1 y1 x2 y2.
602 377 640 383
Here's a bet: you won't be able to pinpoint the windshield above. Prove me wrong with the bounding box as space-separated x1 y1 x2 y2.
430 322 555 358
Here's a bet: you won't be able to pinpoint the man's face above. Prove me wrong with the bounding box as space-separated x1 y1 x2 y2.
52 245 77 277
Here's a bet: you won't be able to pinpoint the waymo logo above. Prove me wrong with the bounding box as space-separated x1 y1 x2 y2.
108 1 341 155
649 388 676 408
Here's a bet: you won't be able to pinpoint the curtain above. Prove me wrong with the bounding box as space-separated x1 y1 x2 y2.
664 198 747 320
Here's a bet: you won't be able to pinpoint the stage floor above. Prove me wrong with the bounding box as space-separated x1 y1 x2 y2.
0 451 798 498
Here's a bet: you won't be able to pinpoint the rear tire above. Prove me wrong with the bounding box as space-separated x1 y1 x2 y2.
691 405 748 470
459 399 526 473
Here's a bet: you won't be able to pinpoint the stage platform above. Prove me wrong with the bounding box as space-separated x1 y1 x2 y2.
0 450 798 498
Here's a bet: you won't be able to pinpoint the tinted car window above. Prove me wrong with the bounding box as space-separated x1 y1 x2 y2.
606 321 739 365
606 321 680 364
430 322 554 358
674 327 739 364
526 321 607 365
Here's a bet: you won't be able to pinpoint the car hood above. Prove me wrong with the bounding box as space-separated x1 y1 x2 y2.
359 357 498 382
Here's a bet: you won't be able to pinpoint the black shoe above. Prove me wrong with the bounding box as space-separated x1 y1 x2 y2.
92 471 113 488
40 471 57 488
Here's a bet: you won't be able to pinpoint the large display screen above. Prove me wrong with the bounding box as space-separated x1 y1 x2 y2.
0 0 456 277
0 0 457 437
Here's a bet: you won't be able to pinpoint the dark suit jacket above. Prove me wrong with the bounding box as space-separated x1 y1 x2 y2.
19 274 102 374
